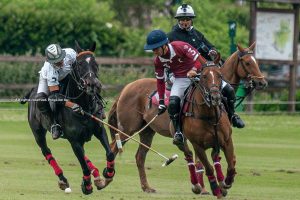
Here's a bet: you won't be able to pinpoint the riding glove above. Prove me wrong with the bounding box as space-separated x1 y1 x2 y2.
71 103 84 115
158 99 167 115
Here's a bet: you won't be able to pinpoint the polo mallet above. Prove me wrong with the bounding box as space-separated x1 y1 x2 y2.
83 111 178 167
123 114 159 142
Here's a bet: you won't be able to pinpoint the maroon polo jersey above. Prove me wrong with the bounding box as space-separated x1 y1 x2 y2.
154 41 205 100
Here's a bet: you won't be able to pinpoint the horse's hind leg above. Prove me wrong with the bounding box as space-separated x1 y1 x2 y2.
194 156 210 195
135 128 156 193
32 128 69 190
177 141 202 194
70 141 93 195
94 126 115 188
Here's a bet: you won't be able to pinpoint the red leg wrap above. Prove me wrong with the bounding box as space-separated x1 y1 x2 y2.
195 162 205 188
45 154 62 176
213 156 224 182
84 156 100 177
208 175 221 196
185 157 198 185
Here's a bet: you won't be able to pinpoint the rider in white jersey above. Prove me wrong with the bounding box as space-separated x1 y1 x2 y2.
36 44 82 140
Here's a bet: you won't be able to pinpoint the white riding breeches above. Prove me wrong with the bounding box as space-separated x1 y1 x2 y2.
170 78 191 100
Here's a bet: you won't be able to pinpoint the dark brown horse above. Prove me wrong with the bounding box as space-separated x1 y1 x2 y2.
107 42 267 193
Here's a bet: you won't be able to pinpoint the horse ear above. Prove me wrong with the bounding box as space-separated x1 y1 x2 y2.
237 43 243 52
89 42 96 52
75 40 83 53
249 41 256 50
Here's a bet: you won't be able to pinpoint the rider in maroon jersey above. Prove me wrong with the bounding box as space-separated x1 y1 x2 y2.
144 29 206 146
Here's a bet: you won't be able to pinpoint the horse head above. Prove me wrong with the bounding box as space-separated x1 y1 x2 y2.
237 42 268 90
199 60 223 107
73 41 101 95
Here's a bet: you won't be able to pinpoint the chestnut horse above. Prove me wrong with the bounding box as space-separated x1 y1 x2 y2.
107 42 267 193
183 62 235 198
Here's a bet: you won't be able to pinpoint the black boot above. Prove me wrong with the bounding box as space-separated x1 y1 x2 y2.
222 84 245 128
48 92 64 139
168 96 184 146
51 124 63 140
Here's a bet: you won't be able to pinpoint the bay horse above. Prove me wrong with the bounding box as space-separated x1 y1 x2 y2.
22 42 115 195
107 42 267 193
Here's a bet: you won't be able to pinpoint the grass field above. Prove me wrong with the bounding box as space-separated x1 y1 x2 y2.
0 106 299 200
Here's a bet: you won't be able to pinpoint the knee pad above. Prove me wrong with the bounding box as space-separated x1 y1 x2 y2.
36 92 50 114
168 96 181 116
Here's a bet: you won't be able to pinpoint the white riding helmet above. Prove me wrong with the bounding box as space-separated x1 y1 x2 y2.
175 4 196 19
45 44 66 64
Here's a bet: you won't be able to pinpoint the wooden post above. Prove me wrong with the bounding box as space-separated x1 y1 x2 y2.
288 3 299 112
247 1 257 113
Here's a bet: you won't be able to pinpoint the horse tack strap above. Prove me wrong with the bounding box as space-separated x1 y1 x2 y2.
238 50 253 58
77 51 94 58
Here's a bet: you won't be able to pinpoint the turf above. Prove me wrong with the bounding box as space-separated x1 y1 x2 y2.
0 107 299 200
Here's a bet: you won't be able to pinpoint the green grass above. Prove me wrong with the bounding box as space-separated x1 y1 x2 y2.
0 106 299 200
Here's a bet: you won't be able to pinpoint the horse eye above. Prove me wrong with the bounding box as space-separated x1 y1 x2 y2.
245 62 250 66
202 75 207 79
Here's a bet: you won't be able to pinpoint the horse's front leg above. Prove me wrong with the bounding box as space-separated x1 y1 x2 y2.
221 137 236 189
70 141 93 195
33 128 69 190
193 144 223 199
94 125 115 188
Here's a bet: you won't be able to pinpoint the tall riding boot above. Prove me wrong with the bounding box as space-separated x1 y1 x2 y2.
48 96 63 140
168 96 184 145
222 84 245 128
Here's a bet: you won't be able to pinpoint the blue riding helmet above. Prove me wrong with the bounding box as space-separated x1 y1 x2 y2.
144 30 168 50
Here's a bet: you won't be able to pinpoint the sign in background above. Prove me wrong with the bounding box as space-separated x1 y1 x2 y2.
255 11 294 61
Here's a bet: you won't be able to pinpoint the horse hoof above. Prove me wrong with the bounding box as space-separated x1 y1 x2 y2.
58 180 69 190
191 183 201 194
104 178 113 187
143 187 156 193
221 188 228 197
94 177 106 190
81 184 93 195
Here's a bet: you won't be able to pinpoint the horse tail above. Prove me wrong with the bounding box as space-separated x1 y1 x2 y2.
108 95 120 141
20 87 35 104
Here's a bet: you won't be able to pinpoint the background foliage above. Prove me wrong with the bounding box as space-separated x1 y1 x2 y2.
0 0 250 57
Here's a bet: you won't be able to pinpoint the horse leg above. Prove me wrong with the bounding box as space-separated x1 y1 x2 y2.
221 138 236 190
84 156 106 190
136 128 156 193
177 141 201 194
70 141 93 195
194 156 210 195
193 144 223 199
32 128 69 190
94 126 116 188
211 148 225 184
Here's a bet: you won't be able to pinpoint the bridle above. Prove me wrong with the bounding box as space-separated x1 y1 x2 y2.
237 50 265 84
66 51 99 100
71 51 98 91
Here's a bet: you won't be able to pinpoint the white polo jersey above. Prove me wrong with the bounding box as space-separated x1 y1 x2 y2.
39 48 77 86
